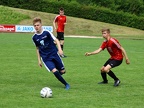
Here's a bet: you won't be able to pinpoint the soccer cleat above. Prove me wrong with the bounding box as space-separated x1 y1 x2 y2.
65 84 70 90
114 79 120 86
98 81 108 84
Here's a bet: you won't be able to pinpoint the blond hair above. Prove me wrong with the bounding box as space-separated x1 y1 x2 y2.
33 17 42 25
101 28 110 33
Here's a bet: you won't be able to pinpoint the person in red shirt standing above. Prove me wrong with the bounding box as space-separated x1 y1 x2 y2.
53 7 67 58
85 28 130 86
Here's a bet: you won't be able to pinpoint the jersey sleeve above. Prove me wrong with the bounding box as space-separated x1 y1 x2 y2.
65 16 67 23
32 35 38 47
111 38 121 49
100 41 107 50
46 31 56 40
54 15 58 22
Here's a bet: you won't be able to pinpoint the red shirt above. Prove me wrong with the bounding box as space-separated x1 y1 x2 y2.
100 38 123 60
54 15 66 32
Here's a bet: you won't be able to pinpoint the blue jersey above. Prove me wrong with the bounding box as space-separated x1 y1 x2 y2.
32 30 58 61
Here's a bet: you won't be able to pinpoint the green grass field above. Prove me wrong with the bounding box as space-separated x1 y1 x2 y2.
0 33 144 108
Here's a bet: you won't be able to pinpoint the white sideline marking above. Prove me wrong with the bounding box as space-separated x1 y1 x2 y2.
65 35 102 38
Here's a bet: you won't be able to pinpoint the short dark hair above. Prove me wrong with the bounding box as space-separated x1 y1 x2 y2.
101 28 110 33
59 7 64 11
33 17 41 25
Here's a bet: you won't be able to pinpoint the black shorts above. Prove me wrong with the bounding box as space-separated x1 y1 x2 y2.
103 59 123 68
57 32 64 40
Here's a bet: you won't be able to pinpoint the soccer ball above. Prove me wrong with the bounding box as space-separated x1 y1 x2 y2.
40 87 52 98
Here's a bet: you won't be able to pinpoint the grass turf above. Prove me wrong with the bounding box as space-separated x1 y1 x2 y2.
0 33 144 108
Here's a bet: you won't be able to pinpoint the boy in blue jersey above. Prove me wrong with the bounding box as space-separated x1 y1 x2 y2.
32 17 70 90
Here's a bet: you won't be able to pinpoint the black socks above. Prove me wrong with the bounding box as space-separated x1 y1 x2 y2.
101 73 108 82
101 70 118 82
53 71 67 85
107 70 118 80
61 45 63 50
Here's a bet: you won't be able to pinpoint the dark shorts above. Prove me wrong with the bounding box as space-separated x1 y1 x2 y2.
57 32 64 40
103 59 123 68
42 53 65 72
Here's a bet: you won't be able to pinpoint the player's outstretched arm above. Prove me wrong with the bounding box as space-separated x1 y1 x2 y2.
36 47 42 68
53 21 57 32
85 48 102 56
121 47 130 64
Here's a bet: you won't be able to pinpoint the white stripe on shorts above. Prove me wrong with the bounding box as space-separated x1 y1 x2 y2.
41 58 51 72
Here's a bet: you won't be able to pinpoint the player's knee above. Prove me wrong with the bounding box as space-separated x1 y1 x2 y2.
51 68 57 73
103 68 109 73
61 70 66 73
100 67 105 72
60 70 66 74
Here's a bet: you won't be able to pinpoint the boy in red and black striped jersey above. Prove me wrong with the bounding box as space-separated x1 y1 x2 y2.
85 29 130 86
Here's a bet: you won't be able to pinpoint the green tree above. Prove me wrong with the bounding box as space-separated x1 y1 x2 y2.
115 0 144 15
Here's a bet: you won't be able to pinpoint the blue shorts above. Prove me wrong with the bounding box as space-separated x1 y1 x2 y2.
42 53 65 72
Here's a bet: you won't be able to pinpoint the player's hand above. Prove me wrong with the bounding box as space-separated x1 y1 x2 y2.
38 61 42 68
126 59 130 64
55 28 57 32
59 50 63 56
85 52 91 56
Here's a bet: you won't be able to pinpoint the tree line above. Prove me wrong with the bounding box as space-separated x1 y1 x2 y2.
74 0 144 17
0 0 144 30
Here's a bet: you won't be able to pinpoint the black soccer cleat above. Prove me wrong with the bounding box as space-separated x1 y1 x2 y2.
114 79 120 86
98 81 108 84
